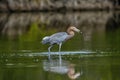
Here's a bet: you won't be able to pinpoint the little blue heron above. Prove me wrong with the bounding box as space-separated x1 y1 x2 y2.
42 26 80 59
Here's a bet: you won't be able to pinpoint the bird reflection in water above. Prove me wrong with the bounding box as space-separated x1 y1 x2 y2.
67 64 81 80
43 56 82 80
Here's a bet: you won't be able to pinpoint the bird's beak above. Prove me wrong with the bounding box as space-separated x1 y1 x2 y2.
73 27 83 34
74 28 80 33
75 28 83 34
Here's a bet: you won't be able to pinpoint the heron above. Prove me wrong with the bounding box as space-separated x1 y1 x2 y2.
42 26 80 59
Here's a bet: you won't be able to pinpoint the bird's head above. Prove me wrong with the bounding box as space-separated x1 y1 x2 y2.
68 26 80 33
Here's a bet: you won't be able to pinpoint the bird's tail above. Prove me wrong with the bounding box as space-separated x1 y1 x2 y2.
41 36 50 44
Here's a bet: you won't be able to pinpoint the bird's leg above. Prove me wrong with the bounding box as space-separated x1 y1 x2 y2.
58 43 62 65
59 43 62 52
48 45 53 60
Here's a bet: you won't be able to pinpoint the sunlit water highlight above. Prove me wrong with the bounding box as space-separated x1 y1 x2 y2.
0 50 117 58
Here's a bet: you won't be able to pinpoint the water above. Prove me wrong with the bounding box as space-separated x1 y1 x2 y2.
0 11 120 80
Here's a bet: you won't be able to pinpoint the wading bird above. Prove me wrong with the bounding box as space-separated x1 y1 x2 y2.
42 26 80 59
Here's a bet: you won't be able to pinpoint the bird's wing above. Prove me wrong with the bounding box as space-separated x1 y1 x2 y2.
49 32 68 44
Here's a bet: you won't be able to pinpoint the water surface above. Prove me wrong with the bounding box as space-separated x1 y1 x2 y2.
0 11 120 80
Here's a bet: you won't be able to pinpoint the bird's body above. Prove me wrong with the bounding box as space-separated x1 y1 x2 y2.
42 26 80 59
42 32 68 45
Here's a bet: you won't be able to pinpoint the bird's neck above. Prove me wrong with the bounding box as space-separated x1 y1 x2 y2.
66 29 75 40
67 29 75 36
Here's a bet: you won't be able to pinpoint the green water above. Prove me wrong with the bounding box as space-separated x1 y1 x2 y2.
0 11 120 80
